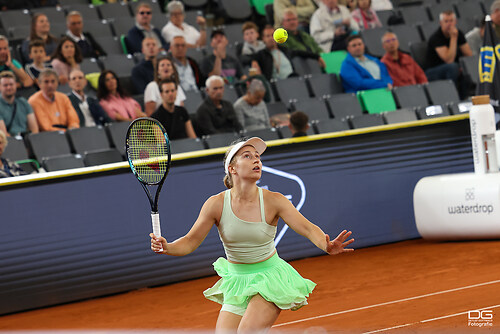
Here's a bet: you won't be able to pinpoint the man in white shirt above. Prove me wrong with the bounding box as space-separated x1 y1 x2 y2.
162 1 206 48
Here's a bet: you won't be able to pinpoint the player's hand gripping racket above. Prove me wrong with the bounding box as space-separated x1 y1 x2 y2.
126 118 171 251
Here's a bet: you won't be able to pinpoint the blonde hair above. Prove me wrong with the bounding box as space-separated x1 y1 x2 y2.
222 138 248 189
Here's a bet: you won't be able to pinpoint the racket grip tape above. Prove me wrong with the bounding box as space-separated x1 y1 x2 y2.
151 212 162 237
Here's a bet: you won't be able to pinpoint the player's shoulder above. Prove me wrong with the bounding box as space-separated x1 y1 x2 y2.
262 188 288 203
204 191 226 208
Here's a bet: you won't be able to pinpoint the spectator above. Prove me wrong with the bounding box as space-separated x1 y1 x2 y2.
25 40 53 85
236 22 266 67
252 25 296 81
126 2 169 54
274 0 317 30
233 79 270 131
169 35 205 92
132 37 160 94
201 30 246 84
351 0 382 31
310 0 359 52
51 36 82 86
466 17 486 56
340 35 392 92
66 11 106 59
0 71 38 137
21 13 58 64
281 9 326 69
380 31 427 87
97 70 146 122
490 1 500 39
144 55 186 116
68 69 112 127
0 130 27 178
161 1 206 49
28 69 80 132
152 78 196 140
289 111 309 137
196 75 242 136
425 10 472 97
0 36 33 88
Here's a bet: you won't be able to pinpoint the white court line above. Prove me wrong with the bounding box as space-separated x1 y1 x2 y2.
273 279 500 327
362 304 500 334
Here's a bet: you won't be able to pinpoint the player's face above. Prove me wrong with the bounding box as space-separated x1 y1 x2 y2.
347 38 365 58
233 146 262 179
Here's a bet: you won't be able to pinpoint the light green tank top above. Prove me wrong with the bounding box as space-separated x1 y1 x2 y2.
217 187 277 263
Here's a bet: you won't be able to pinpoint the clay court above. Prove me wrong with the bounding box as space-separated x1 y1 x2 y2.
1 238 499 333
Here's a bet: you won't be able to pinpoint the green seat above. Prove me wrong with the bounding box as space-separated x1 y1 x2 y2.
357 88 397 114
321 51 347 75
251 0 274 16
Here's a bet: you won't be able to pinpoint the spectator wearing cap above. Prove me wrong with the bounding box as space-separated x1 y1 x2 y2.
200 30 246 85
161 1 206 49
126 2 169 54
66 11 106 59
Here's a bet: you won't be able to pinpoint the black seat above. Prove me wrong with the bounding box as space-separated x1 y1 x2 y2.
266 101 289 117
84 148 123 166
416 105 451 119
0 10 31 29
66 126 111 155
384 108 418 124
97 2 132 20
223 85 239 103
94 36 125 55
400 6 431 25
64 4 101 22
111 16 136 38
424 80 460 105
277 125 314 138
455 1 485 21
80 58 102 73
242 128 280 141
223 23 244 45
59 0 90 5
43 154 85 172
273 77 311 104
460 55 480 85
291 57 323 76
419 21 439 41
105 121 131 157
314 118 350 134
185 47 206 65
392 84 429 109
390 25 422 54
3 137 29 161
376 9 394 26
219 0 252 20
100 54 136 77
182 0 208 7
428 2 458 21
31 7 66 24
292 99 332 121
83 20 114 40
360 27 385 58
203 132 240 149
50 23 68 38
184 90 205 114
27 131 72 161
307 73 343 98
170 138 206 154
326 93 363 120
350 114 385 129
8 26 31 43
409 41 429 70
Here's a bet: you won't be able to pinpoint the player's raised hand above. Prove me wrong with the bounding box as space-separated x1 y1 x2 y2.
150 233 167 254
325 230 354 255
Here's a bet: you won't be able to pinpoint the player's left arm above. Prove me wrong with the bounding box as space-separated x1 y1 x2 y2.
273 191 354 255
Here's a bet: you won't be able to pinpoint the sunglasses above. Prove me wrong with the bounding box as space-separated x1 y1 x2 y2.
139 11 152 15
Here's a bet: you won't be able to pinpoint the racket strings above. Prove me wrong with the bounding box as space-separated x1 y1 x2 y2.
127 120 170 184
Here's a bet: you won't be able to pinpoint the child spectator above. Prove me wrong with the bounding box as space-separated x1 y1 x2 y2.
25 40 53 85
237 22 266 67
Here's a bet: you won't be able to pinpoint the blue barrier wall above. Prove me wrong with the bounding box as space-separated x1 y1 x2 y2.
0 117 473 315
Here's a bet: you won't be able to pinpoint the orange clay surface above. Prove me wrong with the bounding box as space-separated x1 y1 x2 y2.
1 239 499 333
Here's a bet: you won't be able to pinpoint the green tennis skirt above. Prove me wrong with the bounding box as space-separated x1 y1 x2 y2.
203 252 316 312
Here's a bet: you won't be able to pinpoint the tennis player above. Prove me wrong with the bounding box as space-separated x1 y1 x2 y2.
150 137 354 332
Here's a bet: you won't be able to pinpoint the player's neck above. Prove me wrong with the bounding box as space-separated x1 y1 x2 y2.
231 182 258 201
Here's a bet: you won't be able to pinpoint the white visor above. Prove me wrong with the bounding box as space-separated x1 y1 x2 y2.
224 137 267 175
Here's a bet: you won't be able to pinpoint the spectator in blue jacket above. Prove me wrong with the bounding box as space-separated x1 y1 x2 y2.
340 35 392 93
126 2 169 54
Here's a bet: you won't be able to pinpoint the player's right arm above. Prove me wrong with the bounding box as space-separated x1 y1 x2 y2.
150 193 223 256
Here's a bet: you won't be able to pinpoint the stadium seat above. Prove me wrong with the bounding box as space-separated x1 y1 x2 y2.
0 10 32 29
184 10 201 27
277 124 314 138
97 2 132 21
94 36 125 55
390 25 422 54
273 77 311 104
8 26 31 43
223 23 244 45
57 84 72 94
266 101 289 117
360 28 385 58
31 7 66 25
100 54 136 77
349 114 385 129
292 99 332 121
3 136 29 162
292 57 323 76
419 21 439 41
416 105 451 119
28 131 72 161
383 108 418 124
170 138 206 154
186 47 206 65
66 126 111 155
81 58 102 74
83 20 114 40
460 55 480 85
427 2 458 21
219 0 252 20
424 80 460 105
376 9 394 26
64 4 101 22
111 17 136 38
455 1 485 21
321 50 347 75
314 118 350 134
449 100 473 115
223 85 240 103
184 90 205 114
59 0 89 5
84 148 123 166
399 6 431 25
43 154 85 172
265 3 274 26
326 93 363 120
179 0 208 7
307 73 343 98
241 127 280 141
358 88 397 114
50 23 68 38
105 121 131 157
409 41 429 70
203 132 240 149
392 84 429 109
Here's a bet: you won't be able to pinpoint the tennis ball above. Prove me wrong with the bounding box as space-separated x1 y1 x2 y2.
273 28 288 44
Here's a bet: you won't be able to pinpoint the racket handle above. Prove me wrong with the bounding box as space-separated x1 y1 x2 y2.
151 212 162 237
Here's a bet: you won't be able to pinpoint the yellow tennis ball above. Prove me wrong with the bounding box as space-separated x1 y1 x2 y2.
273 28 288 44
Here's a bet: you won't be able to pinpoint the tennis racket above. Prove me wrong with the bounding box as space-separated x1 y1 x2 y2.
125 117 171 247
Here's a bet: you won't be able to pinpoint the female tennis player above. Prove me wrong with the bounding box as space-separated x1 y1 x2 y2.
150 137 354 332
